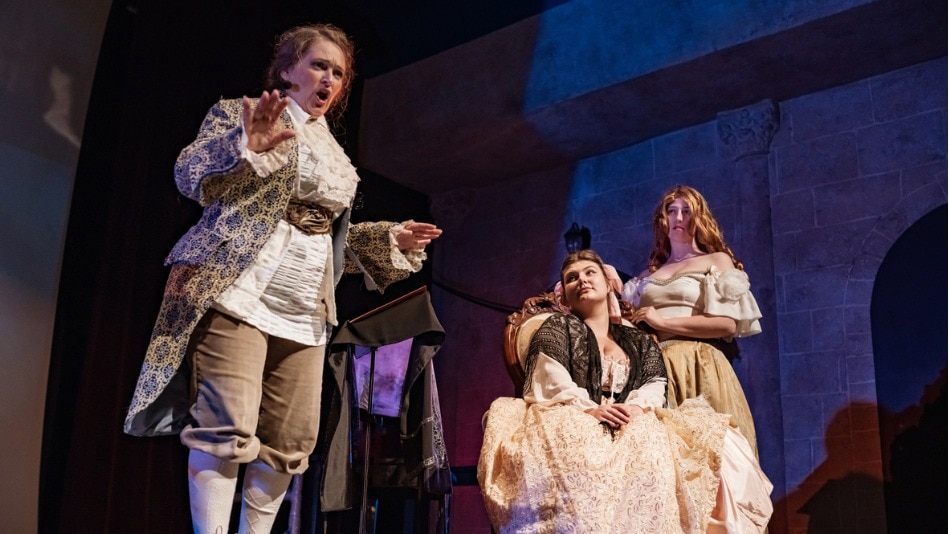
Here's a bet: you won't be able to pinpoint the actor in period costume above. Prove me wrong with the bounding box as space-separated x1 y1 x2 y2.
124 23 441 534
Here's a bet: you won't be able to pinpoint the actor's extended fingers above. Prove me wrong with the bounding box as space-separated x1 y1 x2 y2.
271 93 290 116
260 89 281 107
409 222 440 233
414 233 441 243
254 90 285 119
242 96 254 123
413 228 443 240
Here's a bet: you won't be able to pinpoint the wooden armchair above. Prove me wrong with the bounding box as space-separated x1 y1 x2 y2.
502 292 635 395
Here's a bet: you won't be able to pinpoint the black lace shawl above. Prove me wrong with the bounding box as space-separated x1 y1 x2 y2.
522 313 667 405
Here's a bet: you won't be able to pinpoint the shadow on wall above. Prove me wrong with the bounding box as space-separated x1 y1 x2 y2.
880 370 946 533
775 374 946 534
776 204 948 533
775 401 886 533
872 203 947 532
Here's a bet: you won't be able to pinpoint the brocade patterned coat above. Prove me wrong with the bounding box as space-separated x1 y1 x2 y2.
124 98 413 436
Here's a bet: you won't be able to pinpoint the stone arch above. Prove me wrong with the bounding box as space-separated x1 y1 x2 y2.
858 184 947 531
848 181 948 292
814 181 948 530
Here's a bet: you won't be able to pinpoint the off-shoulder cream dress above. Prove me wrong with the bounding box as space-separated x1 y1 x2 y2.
623 266 763 454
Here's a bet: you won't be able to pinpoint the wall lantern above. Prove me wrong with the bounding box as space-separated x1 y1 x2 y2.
563 222 591 253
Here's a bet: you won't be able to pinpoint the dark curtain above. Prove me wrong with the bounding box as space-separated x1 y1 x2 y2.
40 2 433 532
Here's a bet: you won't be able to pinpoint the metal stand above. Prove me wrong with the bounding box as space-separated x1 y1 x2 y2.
358 346 378 534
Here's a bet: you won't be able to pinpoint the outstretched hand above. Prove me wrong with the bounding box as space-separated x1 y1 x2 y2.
395 222 443 251
242 90 296 153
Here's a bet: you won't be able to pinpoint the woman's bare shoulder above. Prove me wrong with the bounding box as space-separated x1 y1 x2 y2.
706 251 736 270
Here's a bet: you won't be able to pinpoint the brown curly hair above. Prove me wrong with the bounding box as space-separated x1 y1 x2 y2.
646 185 743 272
262 23 356 129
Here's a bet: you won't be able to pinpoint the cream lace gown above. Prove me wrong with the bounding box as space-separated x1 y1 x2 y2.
478 314 772 533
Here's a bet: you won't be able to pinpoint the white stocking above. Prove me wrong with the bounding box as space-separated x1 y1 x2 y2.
237 460 292 534
188 449 239 534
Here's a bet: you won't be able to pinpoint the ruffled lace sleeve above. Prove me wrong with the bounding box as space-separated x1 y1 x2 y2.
702 266 762 338
343 221 427 293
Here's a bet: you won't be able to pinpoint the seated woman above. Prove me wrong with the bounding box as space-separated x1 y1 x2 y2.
478 250 772 533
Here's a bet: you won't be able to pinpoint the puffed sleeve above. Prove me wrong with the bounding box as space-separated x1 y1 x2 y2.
703 267 762 338
621 276 645 307
623 379 666 410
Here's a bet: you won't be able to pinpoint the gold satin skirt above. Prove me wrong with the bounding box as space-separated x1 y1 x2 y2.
660 339 759 457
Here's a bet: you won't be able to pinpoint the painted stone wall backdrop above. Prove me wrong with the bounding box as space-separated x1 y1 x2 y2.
768 56 947 534
429 56 946 534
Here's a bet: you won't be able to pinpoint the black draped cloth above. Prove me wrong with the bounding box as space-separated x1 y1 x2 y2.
319 287 451 512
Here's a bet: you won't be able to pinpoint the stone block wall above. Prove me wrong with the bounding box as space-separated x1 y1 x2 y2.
430 56 946 533
766 56 947 533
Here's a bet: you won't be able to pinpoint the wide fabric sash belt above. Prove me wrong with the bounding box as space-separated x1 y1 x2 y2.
285 200 333 235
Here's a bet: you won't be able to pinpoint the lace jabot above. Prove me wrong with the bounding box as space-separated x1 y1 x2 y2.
285 101 360 214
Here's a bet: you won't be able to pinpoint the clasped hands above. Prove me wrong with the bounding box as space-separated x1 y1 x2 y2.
603 263 666 330
585 402 647 428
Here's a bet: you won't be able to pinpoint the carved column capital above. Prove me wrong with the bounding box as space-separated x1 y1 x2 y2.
717 99 780 161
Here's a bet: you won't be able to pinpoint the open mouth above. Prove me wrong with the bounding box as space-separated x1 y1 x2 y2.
315 89 331 105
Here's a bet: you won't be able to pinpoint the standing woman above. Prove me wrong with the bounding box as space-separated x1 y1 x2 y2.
622 185 762 454
123 24 441 533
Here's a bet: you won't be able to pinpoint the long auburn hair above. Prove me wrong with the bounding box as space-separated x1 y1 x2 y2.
262 23 356 130
646 185 743 272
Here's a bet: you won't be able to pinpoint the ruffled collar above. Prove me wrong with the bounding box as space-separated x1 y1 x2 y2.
285 97 324 127
285 99 360 214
